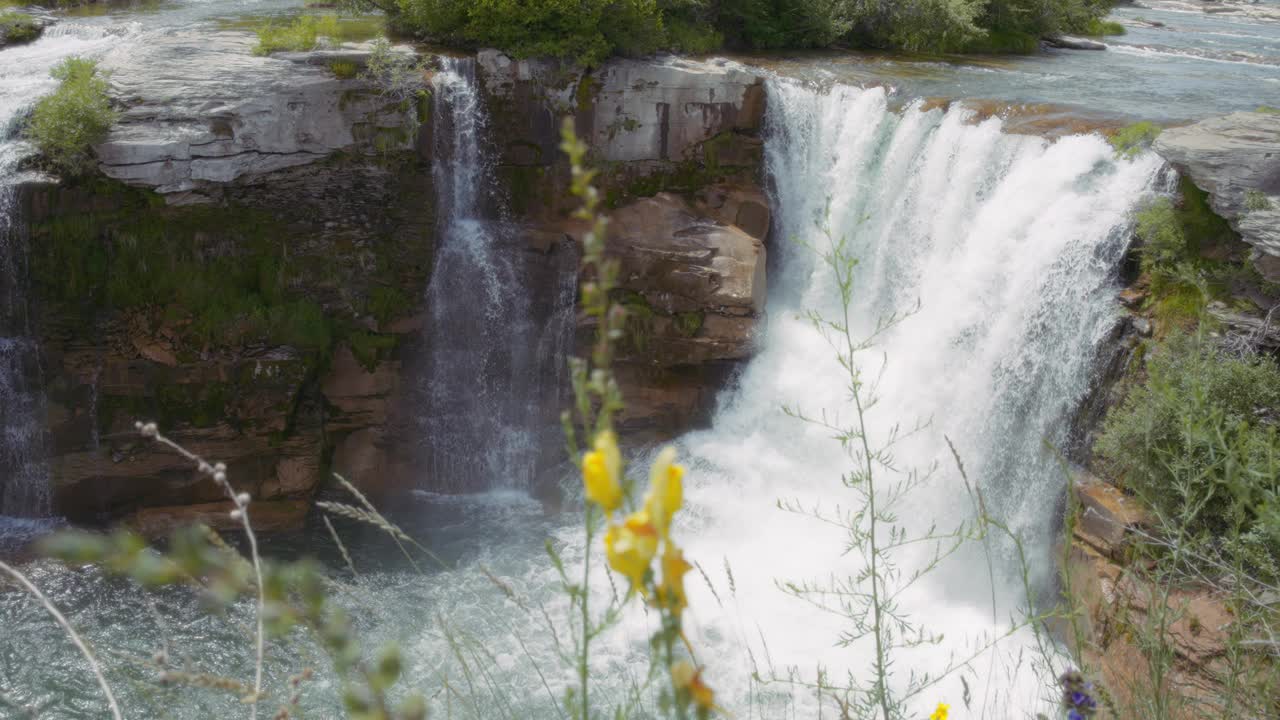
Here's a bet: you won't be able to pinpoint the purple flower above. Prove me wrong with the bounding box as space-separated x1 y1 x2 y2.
1068 711 1084 720
1070 691 1096 709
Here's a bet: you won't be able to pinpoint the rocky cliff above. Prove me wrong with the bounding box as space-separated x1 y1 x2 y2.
1154 111 1280 281
475 52 769 438
15 34 424 531
17 41 771 531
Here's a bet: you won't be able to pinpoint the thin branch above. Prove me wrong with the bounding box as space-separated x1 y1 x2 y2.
0 559 123 720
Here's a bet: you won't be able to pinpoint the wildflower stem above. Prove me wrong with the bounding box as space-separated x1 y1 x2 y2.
142 423 266 717
836 250 892 720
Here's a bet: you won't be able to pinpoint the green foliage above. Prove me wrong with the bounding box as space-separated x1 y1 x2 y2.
1109 121 1161 158
330 59 360 79
389 0 1115 59
1077 18 1124 36
366 284 413 325
462 0 634 64
29 197 335 352
254 14 347 55
1133 178 1238 323
361 38 431 107
950 28 1039 54
345 329 398 371
0 10 40 43
1256 105 1280 115
1097 331 1280 572
26 57 117 177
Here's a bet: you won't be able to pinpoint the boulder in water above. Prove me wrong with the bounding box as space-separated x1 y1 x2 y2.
1043 35 1108 50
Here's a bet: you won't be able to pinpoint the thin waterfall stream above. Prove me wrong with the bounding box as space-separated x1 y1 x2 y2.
419 57 574 493
0 19 134 535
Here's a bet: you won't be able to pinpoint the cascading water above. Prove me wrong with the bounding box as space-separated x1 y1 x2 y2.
0 186 50 520
418 58 572 493
0 20 127 538
657 79 1166 715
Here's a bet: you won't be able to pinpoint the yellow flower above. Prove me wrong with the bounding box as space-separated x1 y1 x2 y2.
582 430 622 512
644 446 684 540
657 545 693 615
604 511 658 588
930 702 949 720
670 660 715 711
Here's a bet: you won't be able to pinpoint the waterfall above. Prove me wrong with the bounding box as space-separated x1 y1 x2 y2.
662 80 1165 714
0 184 50 519
0 23 125 525
1 95 48 519
418 57 573 493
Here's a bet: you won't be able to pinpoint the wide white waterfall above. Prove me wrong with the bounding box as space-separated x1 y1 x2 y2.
656 79 1166 716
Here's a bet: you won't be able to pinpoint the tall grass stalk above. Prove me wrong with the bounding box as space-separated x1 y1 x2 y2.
775 213 1029 718
0 559 123 720
135 420 267 717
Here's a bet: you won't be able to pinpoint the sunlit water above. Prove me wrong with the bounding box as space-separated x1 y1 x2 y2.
0 0 1267 717
747 0 1280 124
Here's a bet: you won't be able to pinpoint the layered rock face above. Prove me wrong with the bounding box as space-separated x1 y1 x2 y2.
476 52 770 438
21 35 432 530
1154 111 1280 280
1064 473 1243 716
95 35 420 203
18 42 771 530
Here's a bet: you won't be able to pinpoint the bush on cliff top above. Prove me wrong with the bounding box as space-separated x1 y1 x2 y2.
27 57 117 177
384 0 1118 62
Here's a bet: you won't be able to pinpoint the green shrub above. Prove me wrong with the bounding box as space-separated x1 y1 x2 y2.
951 28 1039 54
463 0 621 64
1110 120 1161 158
329 59 360 78
385 0 1116 60
253 14 351 55
664 17 724 53
1244 189 1273 212
26 57 117 177
1097 331 1280 569
1132 179 1238 323
0 10 41 43
1078 18 1125 36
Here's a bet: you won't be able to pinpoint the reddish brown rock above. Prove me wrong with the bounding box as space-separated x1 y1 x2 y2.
1073 469 1149 559
126 499 309 538
610 193 766 318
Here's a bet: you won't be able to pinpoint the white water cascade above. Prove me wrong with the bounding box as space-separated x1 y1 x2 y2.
1 22 127 533
418 58 573 493
654 79 1167 715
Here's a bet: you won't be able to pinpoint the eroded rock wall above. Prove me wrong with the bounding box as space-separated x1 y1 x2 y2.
1154 111 1280 281
475 52 771 439
21 44 772 531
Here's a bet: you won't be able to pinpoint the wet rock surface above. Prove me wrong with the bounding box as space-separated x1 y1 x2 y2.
95 33 417 203
1154 111 1280 279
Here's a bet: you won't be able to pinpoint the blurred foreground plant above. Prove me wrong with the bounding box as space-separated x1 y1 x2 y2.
552 116 718 719
31 426 427 720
